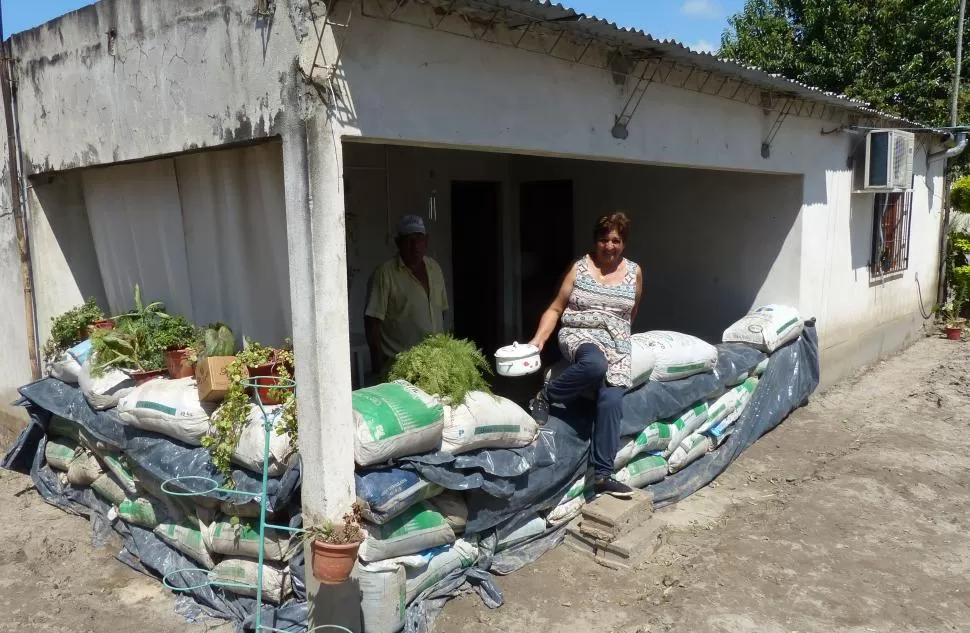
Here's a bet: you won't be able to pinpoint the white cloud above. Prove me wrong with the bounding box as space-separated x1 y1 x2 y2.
690 39 717 54
681 0 722 19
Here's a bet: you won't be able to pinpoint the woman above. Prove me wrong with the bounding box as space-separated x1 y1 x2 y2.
528 212 643 499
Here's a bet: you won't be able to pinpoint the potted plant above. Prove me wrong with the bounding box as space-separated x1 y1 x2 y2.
305 504 365 585
191 323 238 401
236 339 295 406
42 297 106 363
155 316 200 379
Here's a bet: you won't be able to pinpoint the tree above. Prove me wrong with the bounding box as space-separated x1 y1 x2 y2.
720 0 966 128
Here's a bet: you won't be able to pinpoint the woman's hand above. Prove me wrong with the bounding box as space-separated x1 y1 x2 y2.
528 337 545 351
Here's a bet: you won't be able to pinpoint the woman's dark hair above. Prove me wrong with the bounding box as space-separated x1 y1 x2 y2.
593 212 630 242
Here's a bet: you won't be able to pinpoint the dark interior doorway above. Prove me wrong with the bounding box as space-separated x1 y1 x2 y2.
519 180 574 366
451 181 503 358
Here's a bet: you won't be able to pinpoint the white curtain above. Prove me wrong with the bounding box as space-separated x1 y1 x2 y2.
79 141 291 346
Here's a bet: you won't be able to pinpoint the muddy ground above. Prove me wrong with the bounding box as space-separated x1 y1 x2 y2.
3 333 968 633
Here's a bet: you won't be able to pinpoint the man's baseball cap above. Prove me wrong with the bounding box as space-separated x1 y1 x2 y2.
396 215 426 237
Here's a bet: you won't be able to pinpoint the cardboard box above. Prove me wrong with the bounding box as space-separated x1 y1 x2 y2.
195 356 236 402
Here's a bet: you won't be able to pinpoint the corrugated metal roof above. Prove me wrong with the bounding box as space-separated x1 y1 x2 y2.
492 0 924 128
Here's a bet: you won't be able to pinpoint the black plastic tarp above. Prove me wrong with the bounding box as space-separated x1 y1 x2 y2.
645 320 820 507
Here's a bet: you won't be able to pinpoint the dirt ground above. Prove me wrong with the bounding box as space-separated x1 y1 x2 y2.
2 333 969 633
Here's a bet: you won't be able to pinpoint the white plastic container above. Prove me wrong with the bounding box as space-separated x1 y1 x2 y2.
494 342 542 377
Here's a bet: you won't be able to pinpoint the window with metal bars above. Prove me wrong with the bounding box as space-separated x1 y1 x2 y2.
870 192 912 277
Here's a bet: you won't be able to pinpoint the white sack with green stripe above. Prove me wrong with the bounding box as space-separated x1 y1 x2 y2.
701 377 759 436
667 433 713 473
546 475 591 525
660 403 710 457
117 378 216 445
614 422 674 469
635 331 717 382
616 453 668 488
359 501 455 562
441 391 538 454
722 304 803 353
229 404 297 476
353 381 444 467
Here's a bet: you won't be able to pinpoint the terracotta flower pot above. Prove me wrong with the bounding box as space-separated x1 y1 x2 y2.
945 326 963 341
247 359 292 405
131 368 167 386
309 539 361 585
164 348 195 379
81 319 115 339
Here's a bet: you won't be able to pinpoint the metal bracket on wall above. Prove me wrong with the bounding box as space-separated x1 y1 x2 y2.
761 97 794 158
611 57 662 140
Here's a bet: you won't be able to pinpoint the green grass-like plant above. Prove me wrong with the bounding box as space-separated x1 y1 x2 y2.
387 333 492 404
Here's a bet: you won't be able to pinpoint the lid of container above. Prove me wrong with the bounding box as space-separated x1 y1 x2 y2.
494 342 540 360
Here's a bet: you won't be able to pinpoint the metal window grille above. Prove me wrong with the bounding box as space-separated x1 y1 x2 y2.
870 191 912 277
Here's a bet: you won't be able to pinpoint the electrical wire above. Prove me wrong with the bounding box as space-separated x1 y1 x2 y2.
916 273 934 320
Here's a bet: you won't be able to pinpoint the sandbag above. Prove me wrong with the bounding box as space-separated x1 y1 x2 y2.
91 472 128 506
66 450 103 486
48 416 83 443
229 404 298 477
209 520 291 561
358 502 455 563
356 468 443 525
359 540 478 633
496 514 546 552
634 331 718 382
630 336 657 387
441 392 538 454
353 381 444 467
208 558 291 604
753 357 770 376
546 476 590 525
99 453 138 497
49 352 82 384
44 437 79 472
78 359 136 411
702 377 759 435
662 403 710 458
667 434 713 473
116 496 170 529
427 491 468 534
614 422 673 469
155 517 216 569
723 305 803 353
117 378 216 446
616 453 668 488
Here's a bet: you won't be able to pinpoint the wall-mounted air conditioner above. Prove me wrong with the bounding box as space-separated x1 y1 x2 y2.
854 129 915 191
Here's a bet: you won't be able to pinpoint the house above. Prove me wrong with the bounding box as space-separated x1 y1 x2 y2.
0 0 957 626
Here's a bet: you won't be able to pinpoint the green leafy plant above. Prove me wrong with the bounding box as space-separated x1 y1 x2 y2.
302 503 365 546
201 339 297 483
42 298 105 362
952 177 970 216
153 315 199 353
190 322 237 363
388 333 492 404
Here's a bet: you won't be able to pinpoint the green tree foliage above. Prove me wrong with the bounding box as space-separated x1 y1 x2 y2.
720 0 967 127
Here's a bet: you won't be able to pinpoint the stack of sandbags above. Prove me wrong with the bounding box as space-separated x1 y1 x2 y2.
614 422 673 469
615 453 668 488
441 392 538 454
359 540 479 633
221 404 298 476
496 514 547 552
667 434 713 473
353 381 445 467
701 376 759 443
662 403 710 457
208 558 292 604
545 476 590 526
633 331 718 382
723 304 803 353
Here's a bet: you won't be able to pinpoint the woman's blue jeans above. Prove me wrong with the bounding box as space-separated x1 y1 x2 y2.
543 343 623 478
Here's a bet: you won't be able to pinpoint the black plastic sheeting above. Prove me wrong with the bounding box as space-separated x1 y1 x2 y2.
11 379 302 512
2 381 307 633
645 320 820 507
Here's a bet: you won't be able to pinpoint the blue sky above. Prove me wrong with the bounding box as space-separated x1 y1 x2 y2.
2 0 745 52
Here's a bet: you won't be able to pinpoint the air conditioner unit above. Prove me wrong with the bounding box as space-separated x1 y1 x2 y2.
855 129 915 191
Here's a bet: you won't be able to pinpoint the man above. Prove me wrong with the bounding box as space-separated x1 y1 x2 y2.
364 215 449 377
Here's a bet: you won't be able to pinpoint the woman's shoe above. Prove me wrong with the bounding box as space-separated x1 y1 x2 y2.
528 391 549 424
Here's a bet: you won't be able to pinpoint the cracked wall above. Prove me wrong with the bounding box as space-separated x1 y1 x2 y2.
11 0 306 175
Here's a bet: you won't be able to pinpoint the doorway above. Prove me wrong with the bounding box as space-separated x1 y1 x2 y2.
519 180 574 366
451 181 503 358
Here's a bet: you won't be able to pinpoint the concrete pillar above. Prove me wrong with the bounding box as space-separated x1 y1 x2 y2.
280 65 359 631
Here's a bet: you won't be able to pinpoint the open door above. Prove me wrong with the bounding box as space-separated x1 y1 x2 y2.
451 181 503 358
519 180 574 367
